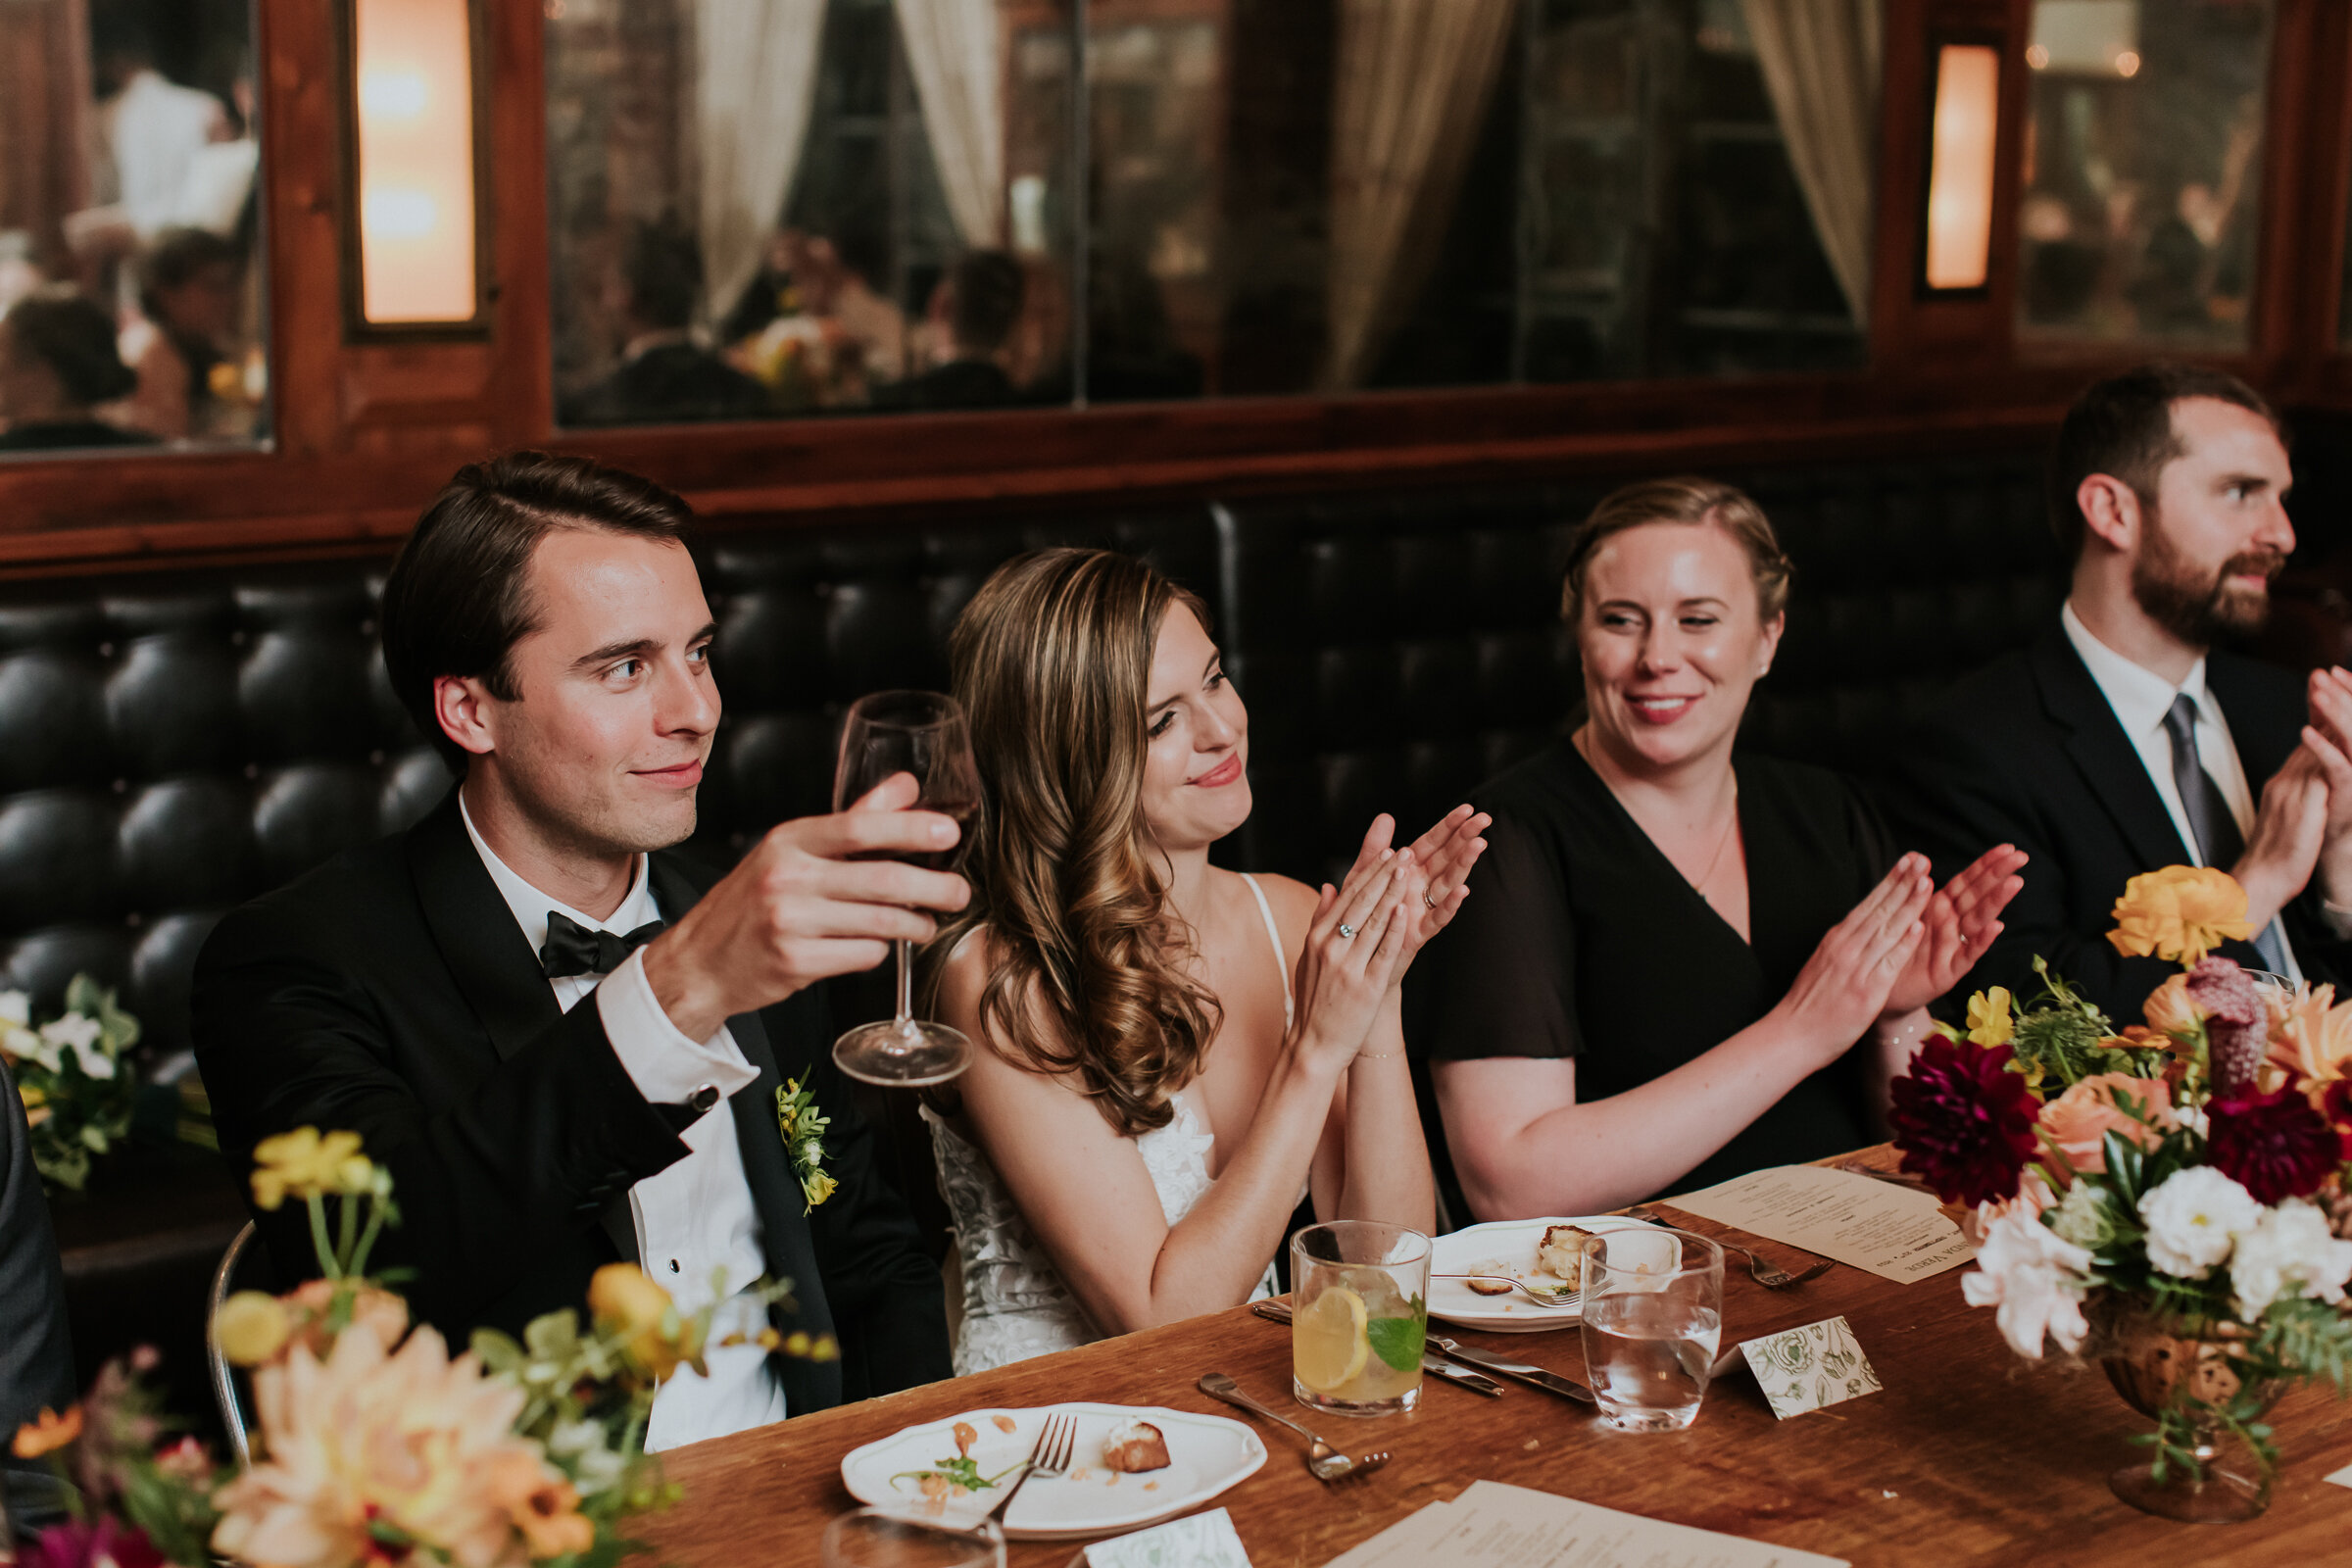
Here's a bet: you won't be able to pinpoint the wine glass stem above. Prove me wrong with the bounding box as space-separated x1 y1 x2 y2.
893 938 915 1027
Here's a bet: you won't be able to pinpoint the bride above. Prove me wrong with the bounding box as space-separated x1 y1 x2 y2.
923 547 1485 1373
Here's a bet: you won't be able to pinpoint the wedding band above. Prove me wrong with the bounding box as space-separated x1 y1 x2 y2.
1423 892 1437 909
1337 923 1356 938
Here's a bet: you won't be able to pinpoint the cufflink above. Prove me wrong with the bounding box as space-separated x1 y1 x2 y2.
686 1084 720 1113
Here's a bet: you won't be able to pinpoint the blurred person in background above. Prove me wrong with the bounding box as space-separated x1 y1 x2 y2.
0 1056 74 1540
565 220 770 427
116 226 245 441
873 251 1026 412
0 288 153 452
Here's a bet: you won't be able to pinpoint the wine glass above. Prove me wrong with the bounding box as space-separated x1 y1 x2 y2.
830 690 982 1087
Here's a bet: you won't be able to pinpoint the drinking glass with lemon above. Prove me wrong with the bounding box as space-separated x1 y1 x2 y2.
1289 1220 1430 1415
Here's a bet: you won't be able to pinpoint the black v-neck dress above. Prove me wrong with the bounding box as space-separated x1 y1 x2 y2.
1405 740 1891 1221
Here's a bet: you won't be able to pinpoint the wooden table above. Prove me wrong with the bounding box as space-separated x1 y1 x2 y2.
632 1152 2352 1565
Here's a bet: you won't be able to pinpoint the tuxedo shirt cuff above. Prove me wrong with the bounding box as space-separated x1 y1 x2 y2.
596 949 759 1105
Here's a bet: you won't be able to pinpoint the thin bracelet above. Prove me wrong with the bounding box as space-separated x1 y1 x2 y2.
1355 1049 1402 1060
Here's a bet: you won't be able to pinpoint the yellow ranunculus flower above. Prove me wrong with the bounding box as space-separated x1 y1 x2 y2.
588 1262 699 1380
1964 988 2014 1048
803 1168 838 1212
215 1290 292 1367
249 1127 372 1211
2107 865 2253 966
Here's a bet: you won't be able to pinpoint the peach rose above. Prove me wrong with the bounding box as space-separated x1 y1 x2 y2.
2037 1071 2177 1180
2268 980 2352 1089
2143 971 2206 1037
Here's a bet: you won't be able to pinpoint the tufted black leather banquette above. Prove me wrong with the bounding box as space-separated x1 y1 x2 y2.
0 451 2067 1062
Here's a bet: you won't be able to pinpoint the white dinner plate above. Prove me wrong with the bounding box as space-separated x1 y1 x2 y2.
838 1401 1266 1543
1429 1215 1673 1333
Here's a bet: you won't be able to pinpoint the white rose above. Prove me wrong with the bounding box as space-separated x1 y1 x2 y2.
2137 1167 2263 1279
1961 1207 2094 1358
2230 1200 2352 1319
38 1013 112 1080
0 991 28 1027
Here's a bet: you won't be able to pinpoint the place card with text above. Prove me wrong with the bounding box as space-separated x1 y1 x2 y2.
1321 1481 1848 1567
1737 1315 1883 1420
1072 1505 1252 1568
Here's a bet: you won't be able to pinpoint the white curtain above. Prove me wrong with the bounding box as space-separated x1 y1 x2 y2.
1739 0 1883 326
1323 0 1517 390
897 0 1006 248
694 0 829 320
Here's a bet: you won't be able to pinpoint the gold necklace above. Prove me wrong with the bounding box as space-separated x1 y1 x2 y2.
1576 728 1740 900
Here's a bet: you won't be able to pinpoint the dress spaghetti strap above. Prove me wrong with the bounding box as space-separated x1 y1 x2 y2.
1237 873 1294 1032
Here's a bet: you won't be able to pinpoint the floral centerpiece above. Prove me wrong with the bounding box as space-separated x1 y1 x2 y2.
1888 865 2352 1521
14 1129 828 1567
0 976 140 1191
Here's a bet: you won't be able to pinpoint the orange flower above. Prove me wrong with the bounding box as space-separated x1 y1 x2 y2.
2037 1071 2177 1179
2143 971 2207 1037
588 1263 700 1382
2108 866 2254 965
2267 980 2352 1090
484 1453 595 1561
12 1405 80 1459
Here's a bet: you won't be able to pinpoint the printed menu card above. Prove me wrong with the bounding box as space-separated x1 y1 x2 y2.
1321 1480 1848 1567
1667 1164 1973 1284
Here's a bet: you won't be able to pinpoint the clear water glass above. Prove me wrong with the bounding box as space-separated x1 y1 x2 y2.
1578 1227 1724 1432
820 1507 1004 1568
1290 1219 1430 1416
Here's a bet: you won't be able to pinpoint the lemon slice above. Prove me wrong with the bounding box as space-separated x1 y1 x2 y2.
1294 1285 1371 1392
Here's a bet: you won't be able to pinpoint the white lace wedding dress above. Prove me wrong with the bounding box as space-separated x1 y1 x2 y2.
924 874 1293 1375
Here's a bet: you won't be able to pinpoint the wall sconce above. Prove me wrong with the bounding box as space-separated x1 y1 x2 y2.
341 0 487 335
1920 40 2001 294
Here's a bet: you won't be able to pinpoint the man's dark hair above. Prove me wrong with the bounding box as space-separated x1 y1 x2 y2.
139 226 240 305
623 221 705 333
381 453 695 771
3 287 137 407
2048 363 2280 561
948 251 1025 356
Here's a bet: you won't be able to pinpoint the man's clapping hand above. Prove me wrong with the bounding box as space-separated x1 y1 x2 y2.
641 773 970 1042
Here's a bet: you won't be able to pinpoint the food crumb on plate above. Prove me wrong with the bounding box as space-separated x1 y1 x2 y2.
992 1415 1016 1434
1144 1482 1158 1492
1069 1467 1092 1481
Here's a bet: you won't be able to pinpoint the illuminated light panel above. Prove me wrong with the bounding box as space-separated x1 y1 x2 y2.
1924 44 2000 292
353 0 476 323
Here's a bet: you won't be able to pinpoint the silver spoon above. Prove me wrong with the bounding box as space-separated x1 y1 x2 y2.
1197 1373 1389 1484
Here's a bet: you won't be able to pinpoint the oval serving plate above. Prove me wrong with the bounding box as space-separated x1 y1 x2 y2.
839 1400 1266 1543
1430 1214 1671 1333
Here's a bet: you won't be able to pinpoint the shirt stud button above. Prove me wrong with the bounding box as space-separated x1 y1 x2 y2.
670 1258 681 1273
687 1084 719 1112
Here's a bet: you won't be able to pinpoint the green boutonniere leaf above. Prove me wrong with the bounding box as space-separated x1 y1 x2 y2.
776 1079 835 1213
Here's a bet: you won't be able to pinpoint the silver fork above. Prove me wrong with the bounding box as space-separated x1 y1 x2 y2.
1432 1273 1578 1307
979 1410 1078 1526
1197 1373 1389 1484
1621 1207 1831 1291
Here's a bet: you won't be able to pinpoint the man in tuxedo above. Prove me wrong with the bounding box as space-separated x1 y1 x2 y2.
1 1058 74 1535
194 454 961 1445
1886 364 2352 1019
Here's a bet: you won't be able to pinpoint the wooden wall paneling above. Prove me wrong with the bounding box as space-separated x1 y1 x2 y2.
483 0 553 444
2247 0 2352 382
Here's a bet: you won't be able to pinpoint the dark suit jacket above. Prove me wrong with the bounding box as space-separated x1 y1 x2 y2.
1 1059 74 1533
1881 619 2352 1020
191 794 950 1414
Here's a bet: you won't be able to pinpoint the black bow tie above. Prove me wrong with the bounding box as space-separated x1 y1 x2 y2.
539 910 665 979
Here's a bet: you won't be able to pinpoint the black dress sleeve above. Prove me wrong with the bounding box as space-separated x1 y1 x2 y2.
1412 804 1582 1062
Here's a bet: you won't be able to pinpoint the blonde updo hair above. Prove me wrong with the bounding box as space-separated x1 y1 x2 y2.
1558 477 1793 625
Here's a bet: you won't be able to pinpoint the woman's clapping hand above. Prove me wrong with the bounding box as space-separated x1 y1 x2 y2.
1342 808 1491 970
1770 853 1934 1060
1289 845 1417 1072
1878 844 2028 1020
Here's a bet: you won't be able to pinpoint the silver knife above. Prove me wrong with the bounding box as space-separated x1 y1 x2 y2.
1428 1336 1595 1404
1252 1299 1506 1396
1420 1352 1505 1397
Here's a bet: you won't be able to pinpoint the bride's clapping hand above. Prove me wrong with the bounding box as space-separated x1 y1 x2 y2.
1289 850 1415 1071
1770 853 1934 1059
1878 844 2028 1019
1340 808 1491 970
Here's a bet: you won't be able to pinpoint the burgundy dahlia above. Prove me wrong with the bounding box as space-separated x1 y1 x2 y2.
2207 1084 2342 1204
22 1519 167 1568
1888 1036 2041 1207
2323 1080 2352 1161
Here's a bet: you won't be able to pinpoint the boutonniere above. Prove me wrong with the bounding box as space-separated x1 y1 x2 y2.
776 1078 837 1213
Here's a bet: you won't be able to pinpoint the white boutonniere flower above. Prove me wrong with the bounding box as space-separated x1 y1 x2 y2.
776 1078 837 1213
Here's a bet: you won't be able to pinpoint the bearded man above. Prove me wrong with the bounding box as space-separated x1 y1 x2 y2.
1885 364 2352 1018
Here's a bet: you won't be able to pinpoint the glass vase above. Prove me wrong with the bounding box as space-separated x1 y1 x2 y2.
2097 1310 2284 1524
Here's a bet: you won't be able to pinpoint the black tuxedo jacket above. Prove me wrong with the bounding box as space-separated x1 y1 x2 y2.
1881 619 2352 1021
191 794 950 1414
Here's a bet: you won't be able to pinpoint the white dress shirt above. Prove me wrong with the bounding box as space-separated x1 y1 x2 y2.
2061 601 2300 979
459 798 785 1447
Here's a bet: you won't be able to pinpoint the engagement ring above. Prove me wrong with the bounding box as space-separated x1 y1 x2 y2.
1336 923 1356 938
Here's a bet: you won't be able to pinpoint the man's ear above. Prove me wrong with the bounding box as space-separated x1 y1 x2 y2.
432 674 500 760
2076 473 2143 556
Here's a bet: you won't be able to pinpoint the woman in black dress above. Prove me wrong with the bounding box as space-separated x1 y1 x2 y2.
1411 478 2027 1219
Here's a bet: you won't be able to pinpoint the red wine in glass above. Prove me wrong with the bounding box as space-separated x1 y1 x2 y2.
830 691 982 1087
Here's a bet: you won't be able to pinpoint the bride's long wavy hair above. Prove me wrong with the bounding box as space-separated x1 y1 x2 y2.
933 548 1224 1137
